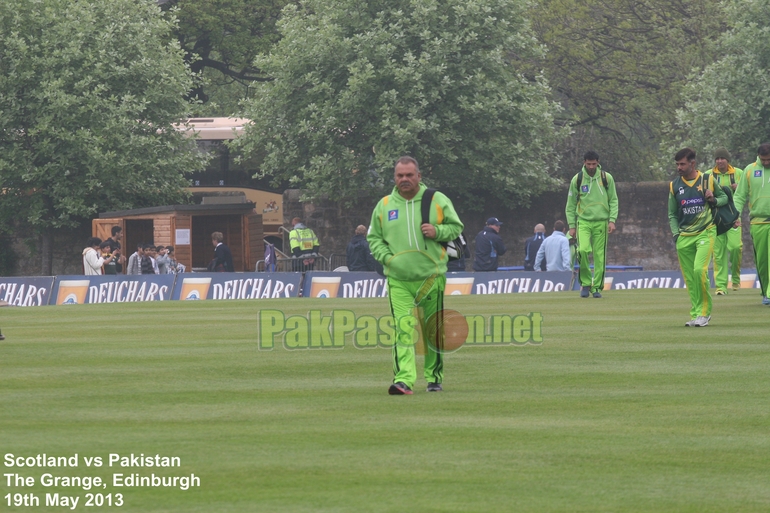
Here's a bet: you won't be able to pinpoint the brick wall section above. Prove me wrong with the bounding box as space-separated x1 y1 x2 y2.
283 182 755 271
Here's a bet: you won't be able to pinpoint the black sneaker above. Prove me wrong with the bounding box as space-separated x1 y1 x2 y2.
592 291 602 298
388 382 413 395
427 382 443 392
580 286 590 298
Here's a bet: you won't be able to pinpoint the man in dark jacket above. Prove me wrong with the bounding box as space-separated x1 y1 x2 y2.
210 231 235 272
473 217 507 272
346 225 376 271
523 223 547 271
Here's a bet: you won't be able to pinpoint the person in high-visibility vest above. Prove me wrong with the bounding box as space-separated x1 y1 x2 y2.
289 217 320 271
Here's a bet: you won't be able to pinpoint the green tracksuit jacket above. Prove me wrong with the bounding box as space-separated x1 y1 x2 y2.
565 165 619 228
733 158 770 224
368 183 463 280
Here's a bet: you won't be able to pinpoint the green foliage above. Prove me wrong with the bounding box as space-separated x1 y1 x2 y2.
676 0 770 168
527 0 726 180
237 0 564 207
0 0 206 234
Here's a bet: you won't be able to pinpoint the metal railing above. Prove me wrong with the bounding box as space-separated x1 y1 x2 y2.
256 253 331 272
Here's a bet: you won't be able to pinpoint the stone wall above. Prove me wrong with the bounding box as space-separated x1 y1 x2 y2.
10 224 93 276
283 183 755 271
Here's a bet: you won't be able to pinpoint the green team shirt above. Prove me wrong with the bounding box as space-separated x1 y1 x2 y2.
565 165 619 228
733 158 770 224
712 164 742 190
668 171 727 237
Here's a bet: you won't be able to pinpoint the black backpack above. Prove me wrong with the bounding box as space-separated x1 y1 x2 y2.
704 173 740 236
421 189 470 261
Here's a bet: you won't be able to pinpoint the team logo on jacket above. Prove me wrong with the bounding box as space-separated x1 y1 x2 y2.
581 185 589 193
755 170 763 178
388 210 398 221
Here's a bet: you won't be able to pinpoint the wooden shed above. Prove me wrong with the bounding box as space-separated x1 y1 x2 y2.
94 203 264 272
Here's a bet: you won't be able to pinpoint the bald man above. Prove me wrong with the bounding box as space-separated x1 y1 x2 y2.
524 224 546 271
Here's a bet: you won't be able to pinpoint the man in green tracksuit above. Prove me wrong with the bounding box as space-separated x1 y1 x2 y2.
368 156 464 395
566 150 619 298
711 148 743 295
733 143 770 305
668 148 728 326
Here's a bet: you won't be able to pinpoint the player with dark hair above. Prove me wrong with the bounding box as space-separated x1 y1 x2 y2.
368 156 463 395
668 148 727 326
710 148 743 295
566 150 619 298
733 143 770 305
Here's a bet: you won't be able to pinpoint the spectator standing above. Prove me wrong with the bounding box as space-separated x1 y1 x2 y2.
534 220 571 272
104 226 125 273
126 243 143 275
733 143 770 305
210 232 235 272
473 217 506 272
524 224 546 271
83 237 116 275
100 241 118 275
346 225 376 271
155 245 171 275
140 244 156 275
289 217 320 271
566 150 619 298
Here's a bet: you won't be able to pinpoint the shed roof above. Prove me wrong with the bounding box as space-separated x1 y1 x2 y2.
99 202 255 218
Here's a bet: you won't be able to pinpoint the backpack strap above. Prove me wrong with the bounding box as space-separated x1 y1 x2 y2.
730 172 735 185
422 188 436 225
575 170 609 193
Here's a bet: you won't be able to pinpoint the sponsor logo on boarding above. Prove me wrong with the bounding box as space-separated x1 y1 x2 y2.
388 209 398 221
681 197 705 206
755 169 763 178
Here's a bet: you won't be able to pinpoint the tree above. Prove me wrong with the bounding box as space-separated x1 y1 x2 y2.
0 0 206 275
676 0 770 167
161 0 290 114
236 0 564 207
527 0 726 180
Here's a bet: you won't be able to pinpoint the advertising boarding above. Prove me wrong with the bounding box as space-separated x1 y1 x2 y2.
50 274 176 305
0 277 55 307
170 273 302 300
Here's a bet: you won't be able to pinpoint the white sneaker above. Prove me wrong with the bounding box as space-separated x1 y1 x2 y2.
692 316 709 327
684 319 695 327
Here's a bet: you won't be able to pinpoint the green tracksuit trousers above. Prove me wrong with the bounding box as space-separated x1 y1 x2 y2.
713 227 742 293
751 223 770 298
577 219 609 293
676 226 716 320
387 275 445 388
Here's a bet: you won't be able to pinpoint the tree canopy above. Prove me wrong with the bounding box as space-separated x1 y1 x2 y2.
236 0 564 207
162 0 290 114
676 0 770 167
0 0 205 274
527 0 726 179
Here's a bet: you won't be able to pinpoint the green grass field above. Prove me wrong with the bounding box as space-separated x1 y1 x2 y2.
1 289 769 512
